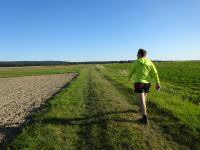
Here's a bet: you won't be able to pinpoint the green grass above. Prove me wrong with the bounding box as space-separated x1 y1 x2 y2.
106 61 200 104
100 62 200 148
101 62 200 127
8 68 89 149
0 65 83 78
3 62 200 149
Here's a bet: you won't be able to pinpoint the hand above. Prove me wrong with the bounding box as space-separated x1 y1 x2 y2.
156 84 161 91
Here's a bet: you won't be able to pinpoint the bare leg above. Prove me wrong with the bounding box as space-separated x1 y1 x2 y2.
138 93 147 115
145 93 148 102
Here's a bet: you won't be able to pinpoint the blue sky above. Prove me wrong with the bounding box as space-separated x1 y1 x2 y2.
0 0 200 61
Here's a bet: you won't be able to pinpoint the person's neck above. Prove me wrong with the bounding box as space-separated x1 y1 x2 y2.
138 56 145 59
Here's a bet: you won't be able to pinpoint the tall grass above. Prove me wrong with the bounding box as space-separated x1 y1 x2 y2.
102 63 200 129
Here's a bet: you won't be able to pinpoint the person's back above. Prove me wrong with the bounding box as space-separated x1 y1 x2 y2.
128 49 160 125
129 57 160 84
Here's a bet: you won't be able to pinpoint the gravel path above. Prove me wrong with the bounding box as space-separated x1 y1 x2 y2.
0 73 77 142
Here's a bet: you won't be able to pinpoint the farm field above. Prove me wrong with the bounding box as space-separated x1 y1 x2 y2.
0 62 199 149
0 65 82 78
0 73 77 145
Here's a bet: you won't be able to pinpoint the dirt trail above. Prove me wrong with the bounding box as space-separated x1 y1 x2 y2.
0 73 77 142
79 67 188 149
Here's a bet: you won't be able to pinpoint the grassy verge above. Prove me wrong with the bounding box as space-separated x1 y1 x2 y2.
73 67 181 149
8 68 89 149
77 68 140 150
101 64 200 129
7 66 183 150
4 63 200 149
100 64 200 149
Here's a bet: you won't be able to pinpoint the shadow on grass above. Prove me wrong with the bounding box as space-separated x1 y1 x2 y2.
41 109 140 126
73 69 141 150
0 73 79 150
40 110 141 150
98 69 200 149
0 126 20 150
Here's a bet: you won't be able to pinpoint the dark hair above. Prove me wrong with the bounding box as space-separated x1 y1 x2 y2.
137 49 147 57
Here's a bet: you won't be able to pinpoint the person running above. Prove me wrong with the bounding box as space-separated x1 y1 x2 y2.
128 49 161 125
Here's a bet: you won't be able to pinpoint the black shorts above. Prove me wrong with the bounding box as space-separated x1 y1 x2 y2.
134 83 151 93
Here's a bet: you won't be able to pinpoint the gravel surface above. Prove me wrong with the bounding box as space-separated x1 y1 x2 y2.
0 73 77 142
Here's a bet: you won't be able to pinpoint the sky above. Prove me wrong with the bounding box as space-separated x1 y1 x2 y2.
0 0 200 61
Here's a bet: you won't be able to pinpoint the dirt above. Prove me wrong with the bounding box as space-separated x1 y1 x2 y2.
0 73 77 142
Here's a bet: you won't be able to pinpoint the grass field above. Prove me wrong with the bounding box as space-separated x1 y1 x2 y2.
0 65 82 78
1 62 199 149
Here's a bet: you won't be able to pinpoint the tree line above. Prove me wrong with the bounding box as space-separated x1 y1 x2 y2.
0 60 168 67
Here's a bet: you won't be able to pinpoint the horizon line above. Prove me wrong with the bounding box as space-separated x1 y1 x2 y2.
0 59 199 62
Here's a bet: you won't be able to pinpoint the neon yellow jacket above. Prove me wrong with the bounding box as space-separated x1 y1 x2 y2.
128 57 160 84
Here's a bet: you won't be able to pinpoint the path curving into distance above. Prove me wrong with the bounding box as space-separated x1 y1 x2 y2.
7 66 198 149
76 67 187 150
